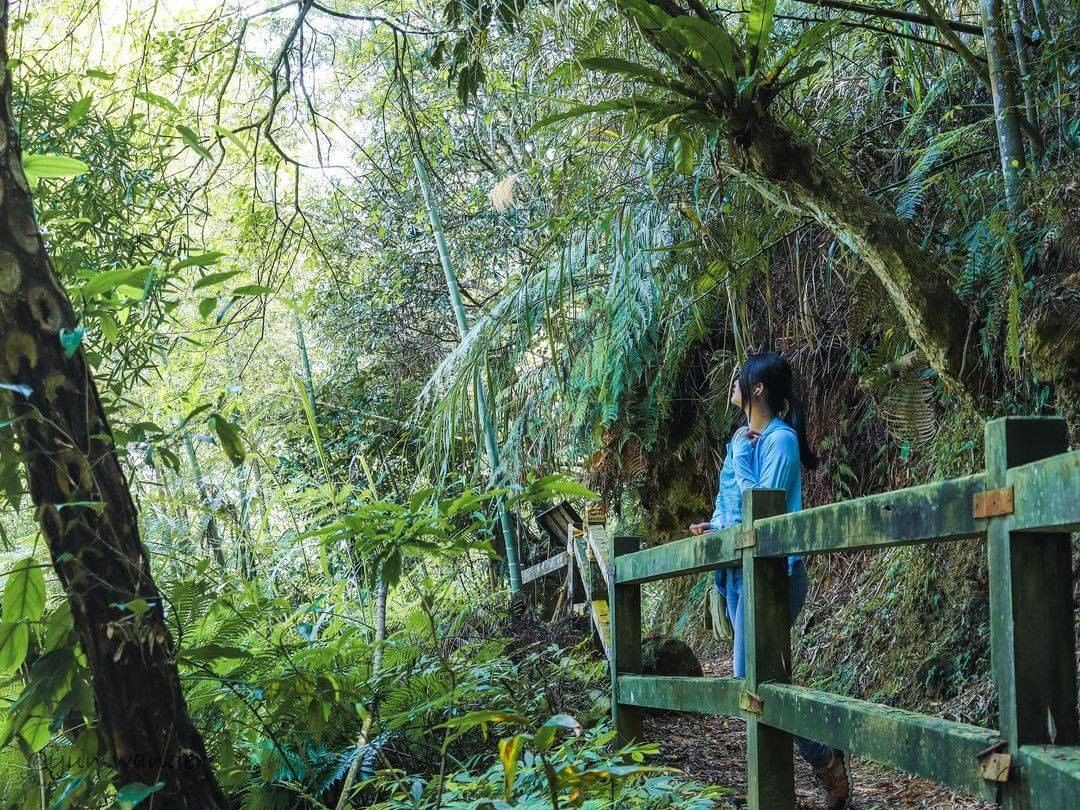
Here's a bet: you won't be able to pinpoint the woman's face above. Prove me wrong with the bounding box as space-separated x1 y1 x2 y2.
730 372 743 408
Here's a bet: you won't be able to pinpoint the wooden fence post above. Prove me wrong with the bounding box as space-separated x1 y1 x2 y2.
984 417 1078 807
742 488 794 810
610 534 642 746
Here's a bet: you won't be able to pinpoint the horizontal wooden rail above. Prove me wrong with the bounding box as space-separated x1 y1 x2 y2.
1008 449 1080 533
616 525 741 584
616 676 1002 801
616 473 990 584
618 675 742 715
758 684 1001 801
520 551 568 584
1019 745 1080 809
754 473 988 557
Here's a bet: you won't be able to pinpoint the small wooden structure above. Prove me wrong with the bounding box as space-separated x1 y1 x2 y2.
519 501 617 655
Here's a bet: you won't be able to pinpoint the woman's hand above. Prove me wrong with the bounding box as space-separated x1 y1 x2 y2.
688 522 713 536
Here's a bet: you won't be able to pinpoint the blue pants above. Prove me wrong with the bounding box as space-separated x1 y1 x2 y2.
718 561 834 769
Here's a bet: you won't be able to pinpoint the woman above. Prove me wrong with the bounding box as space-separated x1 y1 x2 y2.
689 352 851 810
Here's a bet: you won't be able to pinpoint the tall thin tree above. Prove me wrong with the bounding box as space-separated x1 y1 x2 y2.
980 0 1028 215
413 154 523 594
0 2 225 804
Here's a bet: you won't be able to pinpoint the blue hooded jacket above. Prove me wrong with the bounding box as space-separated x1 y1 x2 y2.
710 417 803 577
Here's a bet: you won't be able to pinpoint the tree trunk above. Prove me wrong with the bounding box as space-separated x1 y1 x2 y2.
184 433 227 567
726 115 971 390
334 576 388 809
1006 0 1039 145
0 4 226 805
980 0 1028 216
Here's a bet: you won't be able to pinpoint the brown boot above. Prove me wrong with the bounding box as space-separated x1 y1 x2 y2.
814 751 851 810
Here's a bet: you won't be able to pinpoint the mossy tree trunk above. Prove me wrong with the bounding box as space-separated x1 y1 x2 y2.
0 4 226 806
724 114 972 388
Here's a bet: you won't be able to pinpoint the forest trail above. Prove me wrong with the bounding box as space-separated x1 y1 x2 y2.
643 652 995 809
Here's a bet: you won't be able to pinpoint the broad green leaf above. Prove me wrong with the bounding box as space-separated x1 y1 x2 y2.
198 297 217 319
175 251 226 272
665 16 737 85
499 735 527 800
116 782 165 810
577 57 703 99
79 269 141 298
85 68 115 81
232 284 274 296
441 710 528 730
525 474 598 500
532 714 582 752
100 313 118 344
192 270 241 291
209 414 246 467
115 598 151 617
772 60 827 92
175 125 213 160
768 20 840 82
18 711 51 753
2 558 45 622
179 644 252 662
674 129 696 175
22 154 89 182
136 91 180 115
618 0 685 58
745 0 777 73
43 601 72 652
66 95 93 128
0 621 28 673
212 125 250 156
531 97 675 132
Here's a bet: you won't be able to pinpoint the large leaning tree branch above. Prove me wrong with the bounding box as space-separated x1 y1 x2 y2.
0 3 226 806
615 0 973 394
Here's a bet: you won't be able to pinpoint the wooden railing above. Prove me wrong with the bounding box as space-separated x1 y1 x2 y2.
608 417 1080 809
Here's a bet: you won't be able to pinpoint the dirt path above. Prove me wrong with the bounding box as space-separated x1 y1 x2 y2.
643 656 996 809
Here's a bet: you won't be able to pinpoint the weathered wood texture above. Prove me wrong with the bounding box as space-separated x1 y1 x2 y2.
588 525 614 587
591 599 611 657
754 473 987 556
743 489 794 810
615 525 741 584
617 675 742 715
606 417 1080 806
520 551 568 584
610 534 642 745
985 418 1079 808
567 528 586 605
1008 449 1080 532
758 684 1001 801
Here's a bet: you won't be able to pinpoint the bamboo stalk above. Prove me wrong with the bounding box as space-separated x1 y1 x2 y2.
413 155 522 594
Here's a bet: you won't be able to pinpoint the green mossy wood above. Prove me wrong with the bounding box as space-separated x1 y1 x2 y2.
984 418 1079 807
609 416 1080 808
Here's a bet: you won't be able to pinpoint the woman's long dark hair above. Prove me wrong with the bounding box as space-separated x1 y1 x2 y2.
738 352 819 470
